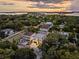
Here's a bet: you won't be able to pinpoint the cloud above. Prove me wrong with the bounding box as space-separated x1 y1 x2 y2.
0 0 71 12
15 0 64 3
30 0 63 3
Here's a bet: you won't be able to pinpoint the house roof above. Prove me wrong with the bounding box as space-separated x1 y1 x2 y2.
1 29 14 32
40 24 51 29
40 22 53 29
31 31 47 40
20 36 29 43
25 32 34 36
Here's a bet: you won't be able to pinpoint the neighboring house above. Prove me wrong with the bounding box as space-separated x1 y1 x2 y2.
18 36 30 48
40 22 53 31
18 32 34 48
0 29 14 38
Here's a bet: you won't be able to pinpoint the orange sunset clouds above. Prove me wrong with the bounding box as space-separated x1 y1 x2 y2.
0 0 71 12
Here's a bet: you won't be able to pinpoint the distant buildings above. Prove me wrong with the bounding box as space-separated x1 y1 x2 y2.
0 29 15 38
40 22 53 31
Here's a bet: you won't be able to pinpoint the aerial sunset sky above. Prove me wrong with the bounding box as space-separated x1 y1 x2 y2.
0 0 77 12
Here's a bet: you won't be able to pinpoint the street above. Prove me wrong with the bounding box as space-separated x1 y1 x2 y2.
33 48 42 59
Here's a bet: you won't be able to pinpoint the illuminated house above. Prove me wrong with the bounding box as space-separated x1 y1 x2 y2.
30 31 48 48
